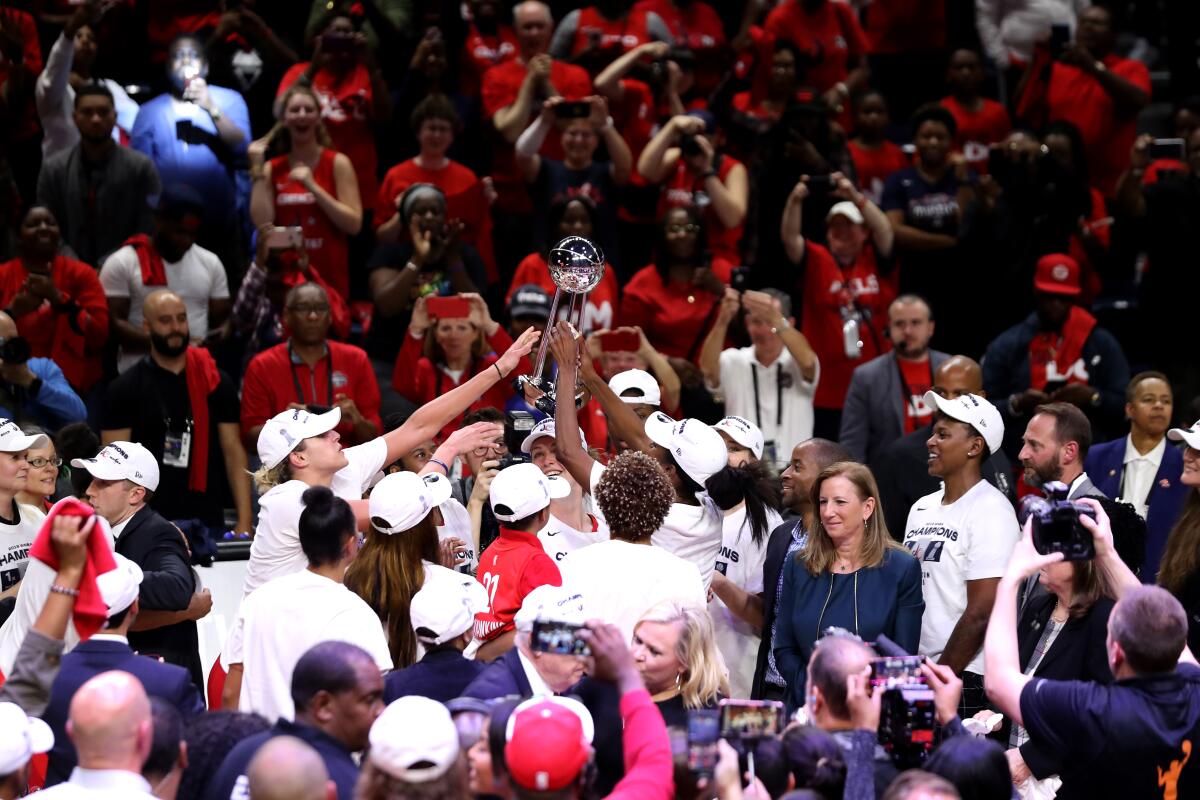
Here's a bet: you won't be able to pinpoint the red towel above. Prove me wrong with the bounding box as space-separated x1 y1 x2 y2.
1028 306 1097 391
186 346 221 492
27 498 117 641
123 234 167 287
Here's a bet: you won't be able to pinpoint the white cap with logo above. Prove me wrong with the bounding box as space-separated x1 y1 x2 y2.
608 369 661 407
713 416 765 460
368 696 460 782
1168 420 1200 451
0 419 47 454
96 553 144 616
644 413 728 486
71 441 160 492
923 391 1005 454
520 418 587 454
257 407 342 469
368 471 453 534
513 584 588 633
489 462 570 522
411 573 489 645
0 701 53 774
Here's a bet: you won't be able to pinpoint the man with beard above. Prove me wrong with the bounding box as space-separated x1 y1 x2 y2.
99 185 231 374
101 290 252 536
37 84 159 267
1017 401 1103 502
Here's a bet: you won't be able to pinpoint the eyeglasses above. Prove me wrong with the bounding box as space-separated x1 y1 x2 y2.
666 224 700 234
472 441 508 457
28 457 62 469
288 303 330 316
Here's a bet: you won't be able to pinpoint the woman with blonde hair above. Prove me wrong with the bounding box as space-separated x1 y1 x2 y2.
774 461 923 710
249 82 362 299
632 599 729 727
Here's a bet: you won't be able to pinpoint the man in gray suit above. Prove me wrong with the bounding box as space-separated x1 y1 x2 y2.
1017 402 1104 500
839 295 948 465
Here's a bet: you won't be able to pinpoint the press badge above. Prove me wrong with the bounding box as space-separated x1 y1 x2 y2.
163 427 192 468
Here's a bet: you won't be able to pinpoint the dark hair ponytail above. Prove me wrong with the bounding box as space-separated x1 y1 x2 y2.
299 486 356 567
705 460 782 546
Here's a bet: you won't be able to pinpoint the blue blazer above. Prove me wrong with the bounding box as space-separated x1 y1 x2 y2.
43 638 205 786
1085 438 1189 582
460 648 532 700
384 649 486 704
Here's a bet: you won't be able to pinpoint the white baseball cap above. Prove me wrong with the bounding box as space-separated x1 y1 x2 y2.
368 696 460 782
257 407 342 469
714 416 765 460
489 462 570 522
608 369 661 407
97 553 143 616
1168 420 1200 450
644 413 728 486
71 441 160 492
0 420 47 454
924 391 1005 454
411 573 489 645
520 418 587 454
0 701 53 774
826 201 865 225
369 471 453 534
514 584 589 633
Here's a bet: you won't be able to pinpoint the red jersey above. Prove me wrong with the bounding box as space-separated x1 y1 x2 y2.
939 95 1011 173
461 22 519 98
278 62 378 202
633 0 726 92
764 0 868 92
507 253 619 333
800 242 893 409
898 357 935 434
1044 54 1151 195
375 158 495 280
618 259 733 361
240 340 382 445
848 139 910 205
269 149 351 300
660 155 745 264
862 0 945 54
567 7 658 60
474 527 562 642
0 257 108 392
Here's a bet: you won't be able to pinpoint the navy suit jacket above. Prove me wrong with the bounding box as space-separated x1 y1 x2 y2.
1085 437 1189 582
460 648 531 700
43 637 205 786
384 649 486 704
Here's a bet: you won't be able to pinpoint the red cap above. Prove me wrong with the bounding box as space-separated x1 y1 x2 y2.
505 698 593 791
1034 254 1081 296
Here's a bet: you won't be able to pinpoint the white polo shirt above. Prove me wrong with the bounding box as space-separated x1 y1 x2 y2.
902 480 1020 674
718 346 818 470
244 437 387 596
223 568 392 722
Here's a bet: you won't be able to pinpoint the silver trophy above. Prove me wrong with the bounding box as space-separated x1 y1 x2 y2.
518 235 606 414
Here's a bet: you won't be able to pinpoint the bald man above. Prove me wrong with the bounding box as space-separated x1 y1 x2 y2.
247 737 333 800
0 311 86 428
36 670 157 799
874 356 1016 537
102 289 252 536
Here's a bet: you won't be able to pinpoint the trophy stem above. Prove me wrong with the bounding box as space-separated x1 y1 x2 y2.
531 288 565 378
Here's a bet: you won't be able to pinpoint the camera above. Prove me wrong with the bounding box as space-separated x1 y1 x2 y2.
680 134 704 159
717 699 785 740
871 653 936 769
530 619 590 656
498 410 535 469
686 709 720 778
1026 480 1097 560
0 336 30 365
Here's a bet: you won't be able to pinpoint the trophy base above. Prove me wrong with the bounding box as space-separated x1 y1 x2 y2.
515 374 585 416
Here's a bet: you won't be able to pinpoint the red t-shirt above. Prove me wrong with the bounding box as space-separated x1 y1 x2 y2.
474 527 563 642
898 357 935 434
278 62 378 202
862 0 945 54
461 22 519 98
939 96 1011 173
567 7 658 60
1045 55 1151 196
764 0 868 92
269 148 351 300
848 140 910 205
618 259 733 361
240 340 383 444
507 253 619 334
660 155 745 264
0 9 43 141
800 242 893 409
374 158 495 280
0 257 108 392
632 0 726 92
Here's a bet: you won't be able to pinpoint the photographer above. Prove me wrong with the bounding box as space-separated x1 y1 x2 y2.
983 500 1200 798
0 311 86 430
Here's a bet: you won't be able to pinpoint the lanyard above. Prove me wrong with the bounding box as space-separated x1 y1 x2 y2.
750 361 783 429
289 342 333 407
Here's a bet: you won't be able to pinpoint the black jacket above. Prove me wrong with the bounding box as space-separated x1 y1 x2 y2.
384 648 486 704
115 505 200 687
204 718 360 800
751 514 801 699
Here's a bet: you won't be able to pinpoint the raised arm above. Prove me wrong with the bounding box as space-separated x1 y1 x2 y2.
571 326 654 455
742 290 817 382
515 99 555 182
548 323 598 489
293 154 362 235
781 180 808 263
594 41 670 100
633 326 680 412
637 115 689 183
494 55 555 143
830 171 893 257
699 289 739 390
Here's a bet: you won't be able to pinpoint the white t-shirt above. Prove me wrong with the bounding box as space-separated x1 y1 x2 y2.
244 437 387 596
223 568 392 721
902 480 1020 674
559 539 707 645
711 504 781 699
0 502 44 595
537 506 610 564
100 243 231 373
718 346 819 471
437 497 478 574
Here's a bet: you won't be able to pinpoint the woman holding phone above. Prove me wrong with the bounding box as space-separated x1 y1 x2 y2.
393 293 529 442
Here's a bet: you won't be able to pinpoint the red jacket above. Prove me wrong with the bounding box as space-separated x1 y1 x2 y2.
606 689 674 800
0 256 108 392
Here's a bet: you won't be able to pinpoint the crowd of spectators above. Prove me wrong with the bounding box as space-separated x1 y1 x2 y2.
1 0 1199 799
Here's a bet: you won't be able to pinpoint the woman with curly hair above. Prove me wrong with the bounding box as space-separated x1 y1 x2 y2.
556 449 708 644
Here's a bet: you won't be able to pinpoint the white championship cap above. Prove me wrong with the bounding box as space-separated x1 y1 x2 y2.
0 419 47 454
923 391 1005 454
368 471 453 534
713 416 765 460
256 407 342 469
489 462 570 522
411 574 489 645
96 553 144 616
644 413 727 486
608 369 661 407
0 701 53 774
71 441 160 492
1168 420 1200 451
520 418 588 455
513 584 588 633
368 696 460 782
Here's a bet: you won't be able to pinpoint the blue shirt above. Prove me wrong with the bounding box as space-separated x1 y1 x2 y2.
880 166 972 237
0 358 87 430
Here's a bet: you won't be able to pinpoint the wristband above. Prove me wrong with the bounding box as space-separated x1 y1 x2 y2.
494 363 506 380
50 584 80 598
428 457 450 476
